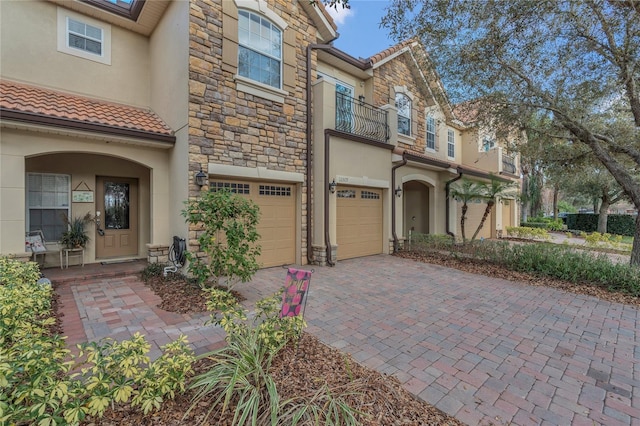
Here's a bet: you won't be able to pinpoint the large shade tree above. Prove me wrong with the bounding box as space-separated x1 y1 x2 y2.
381 0 640 265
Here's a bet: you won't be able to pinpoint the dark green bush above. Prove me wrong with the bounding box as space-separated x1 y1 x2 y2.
607 215 636 237
566 213 635 236
407 236 640 296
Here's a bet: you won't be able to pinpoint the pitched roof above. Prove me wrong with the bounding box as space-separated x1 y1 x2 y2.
368 39 415 66
0 80 175 143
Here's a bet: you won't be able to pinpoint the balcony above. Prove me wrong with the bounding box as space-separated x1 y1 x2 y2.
335 92 389 143
502 153 517 175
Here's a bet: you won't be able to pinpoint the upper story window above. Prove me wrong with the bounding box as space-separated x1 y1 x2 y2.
57 8 111 65
447 129 455 158
395 93 411 136
68 18 103 55
238 10 282 89
482 138 496 152
426 116 436 150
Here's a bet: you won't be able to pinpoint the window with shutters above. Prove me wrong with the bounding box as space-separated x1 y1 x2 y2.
238 10 282 89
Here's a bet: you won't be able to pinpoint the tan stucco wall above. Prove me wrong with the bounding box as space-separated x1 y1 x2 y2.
0 0 150 107
457 201 494 240
0 127 171 264
150 0 190 243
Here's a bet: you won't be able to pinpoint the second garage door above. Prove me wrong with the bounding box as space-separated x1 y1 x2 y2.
210 179 296 268
336 186 383 260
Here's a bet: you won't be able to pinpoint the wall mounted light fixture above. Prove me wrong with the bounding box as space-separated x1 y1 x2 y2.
358 95 365 105
329 179 337 194
394 185 403 198
195 170 208 187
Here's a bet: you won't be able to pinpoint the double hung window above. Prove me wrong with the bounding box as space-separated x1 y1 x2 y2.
238 10 282 89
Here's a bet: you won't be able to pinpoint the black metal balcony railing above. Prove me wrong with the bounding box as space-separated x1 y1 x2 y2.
502 154 517 174
335 92 389 143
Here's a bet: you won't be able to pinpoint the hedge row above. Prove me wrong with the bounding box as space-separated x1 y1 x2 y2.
566 214 636 236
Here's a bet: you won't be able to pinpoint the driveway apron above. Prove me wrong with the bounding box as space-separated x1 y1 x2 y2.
248 255 639 425
57 255 639 425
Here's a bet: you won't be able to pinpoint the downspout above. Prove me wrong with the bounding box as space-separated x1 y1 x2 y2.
306 43 333 265
445 167 463 237
324 130 335 266
391 152 408 252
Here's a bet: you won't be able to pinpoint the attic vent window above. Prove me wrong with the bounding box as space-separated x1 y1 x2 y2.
68 18 103 55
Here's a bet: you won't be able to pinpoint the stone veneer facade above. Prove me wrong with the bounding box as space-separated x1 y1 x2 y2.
187 0 323 263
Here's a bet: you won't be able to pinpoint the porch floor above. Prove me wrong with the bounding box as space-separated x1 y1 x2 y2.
42 259 148 285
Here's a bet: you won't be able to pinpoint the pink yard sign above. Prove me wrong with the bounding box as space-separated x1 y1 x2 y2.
280 268 312 318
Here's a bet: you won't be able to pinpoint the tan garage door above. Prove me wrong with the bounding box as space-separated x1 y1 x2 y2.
210 180 296 268
336 186 383 260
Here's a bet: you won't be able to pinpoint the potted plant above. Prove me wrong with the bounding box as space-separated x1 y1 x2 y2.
60 212 93 249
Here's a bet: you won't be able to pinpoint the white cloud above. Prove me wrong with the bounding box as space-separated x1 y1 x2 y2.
326 4 354 26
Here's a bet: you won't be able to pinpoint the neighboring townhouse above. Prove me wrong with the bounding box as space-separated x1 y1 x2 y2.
311 40 521 264
0 0 519 269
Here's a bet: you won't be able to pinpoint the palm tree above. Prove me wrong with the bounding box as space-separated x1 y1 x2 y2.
470 178 518 241
450 179 485 242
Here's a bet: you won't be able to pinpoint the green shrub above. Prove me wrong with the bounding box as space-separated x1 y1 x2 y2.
0 258 195 426
607 215 636 237
566 213 635 236
522 218 564 231
182 189 261 290
405 236 640 296
506 226 551 240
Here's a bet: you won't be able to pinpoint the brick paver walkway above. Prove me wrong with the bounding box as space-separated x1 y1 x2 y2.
56 255 640 425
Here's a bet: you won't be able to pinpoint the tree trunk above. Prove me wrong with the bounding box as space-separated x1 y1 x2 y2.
461 204 468 242
552 185 559 220
471 201 494 241
521 172 529 223
632 215 640 267
597 200 609 234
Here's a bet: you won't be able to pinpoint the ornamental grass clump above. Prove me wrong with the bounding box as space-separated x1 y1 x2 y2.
189 288 362 425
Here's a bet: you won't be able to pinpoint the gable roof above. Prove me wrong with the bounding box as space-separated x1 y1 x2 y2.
0 80 175 144
298 0 338 42
368 39 464 128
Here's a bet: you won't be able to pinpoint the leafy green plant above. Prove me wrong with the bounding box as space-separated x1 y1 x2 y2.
406 236 640 296
60 212 94 248
505 226 551 240
182 189 261 290
0 258 195 426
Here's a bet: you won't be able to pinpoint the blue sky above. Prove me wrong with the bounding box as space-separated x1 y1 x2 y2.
326 1 398 60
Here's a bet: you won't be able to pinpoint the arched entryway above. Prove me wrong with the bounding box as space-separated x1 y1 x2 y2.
403 180 431 237
25 152 152 265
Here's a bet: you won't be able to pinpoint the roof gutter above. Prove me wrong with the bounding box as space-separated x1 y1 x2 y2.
0 108 176 144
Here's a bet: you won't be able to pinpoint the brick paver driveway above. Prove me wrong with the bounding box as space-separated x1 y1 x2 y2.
247 255 640 425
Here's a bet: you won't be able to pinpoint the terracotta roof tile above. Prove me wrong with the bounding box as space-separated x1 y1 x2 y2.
0 80 173 137
368 38 415 65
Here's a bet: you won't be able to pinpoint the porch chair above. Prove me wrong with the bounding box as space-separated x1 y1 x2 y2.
25 230 59 267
